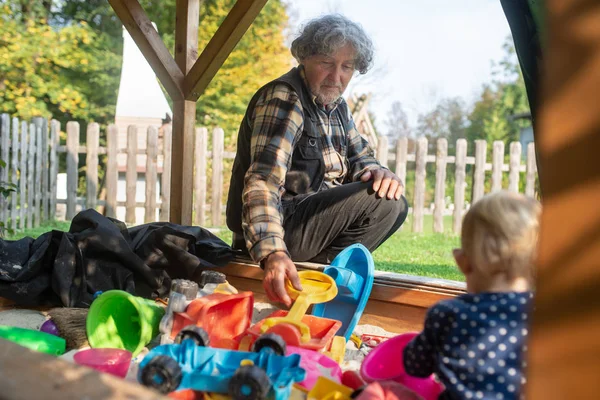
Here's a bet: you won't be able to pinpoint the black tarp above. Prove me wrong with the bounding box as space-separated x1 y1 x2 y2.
0 209 238 307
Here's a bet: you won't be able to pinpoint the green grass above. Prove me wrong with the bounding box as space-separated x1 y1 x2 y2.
4 220 71 240
211 214 463 282
5 215 463 282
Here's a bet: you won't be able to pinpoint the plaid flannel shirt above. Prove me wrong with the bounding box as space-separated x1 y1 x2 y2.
242 69 382 262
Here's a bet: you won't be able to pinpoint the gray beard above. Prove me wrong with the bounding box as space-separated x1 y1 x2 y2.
315 91 341 106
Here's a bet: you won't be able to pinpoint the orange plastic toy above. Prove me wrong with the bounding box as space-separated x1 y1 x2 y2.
170 292 253 349
244 271 343 354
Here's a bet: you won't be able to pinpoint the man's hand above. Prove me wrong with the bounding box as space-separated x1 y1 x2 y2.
262 251 303 307
360 168 404 200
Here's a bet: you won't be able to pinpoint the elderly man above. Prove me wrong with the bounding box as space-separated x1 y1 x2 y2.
227 14 408 305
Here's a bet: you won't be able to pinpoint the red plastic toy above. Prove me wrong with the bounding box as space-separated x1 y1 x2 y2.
170 292 254 349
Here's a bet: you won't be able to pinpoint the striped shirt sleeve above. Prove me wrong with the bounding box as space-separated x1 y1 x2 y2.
241 84 304 262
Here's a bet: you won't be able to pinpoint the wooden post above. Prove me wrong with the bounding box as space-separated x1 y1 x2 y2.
125 125 138 224
377 135 388 167
526 0 600 397
170 101 196 225
10 118 18 230
160 125 172 221
49 120 59 221
169 0 200 226
453 139 467 234
27 123 36 229
145 126 158 223
508 141 521 193
86 123 100 211
105 124 118 219
40 119 49 222
433 138 447 233
211 127 224 227
66 121 79 220
412 137 427 233
472 140 487 203
491 141 504 192
0 114 9 223
34 121 42 227
395 136 408 186
194 127 208 226
19 121 27 230
525 142 537 197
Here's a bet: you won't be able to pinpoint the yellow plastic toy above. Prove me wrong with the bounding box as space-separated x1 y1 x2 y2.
259 271 338 343
324 335 347 365
306 376 354 400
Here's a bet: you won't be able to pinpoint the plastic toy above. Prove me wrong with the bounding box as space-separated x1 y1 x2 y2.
39 319 60 336
0 325 66 355
246 271 342 353
305 376 355 400
169 292 254 349
360 332 444 400
287 345 342 390
312 244 374 341
73 348 132 378
360 334 391 348
341 370 366 391
86 290 166 356
138 334 305 400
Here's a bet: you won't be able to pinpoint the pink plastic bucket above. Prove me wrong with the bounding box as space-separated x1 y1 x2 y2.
287 346 342 390
74 348 132 378
360 332 443 400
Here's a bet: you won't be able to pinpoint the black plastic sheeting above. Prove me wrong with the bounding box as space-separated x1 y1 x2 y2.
0 209 238 307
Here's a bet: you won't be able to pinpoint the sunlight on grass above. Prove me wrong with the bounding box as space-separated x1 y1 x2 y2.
6 215 463 282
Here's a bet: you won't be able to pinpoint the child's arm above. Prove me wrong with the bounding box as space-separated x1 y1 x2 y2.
402 306 441 377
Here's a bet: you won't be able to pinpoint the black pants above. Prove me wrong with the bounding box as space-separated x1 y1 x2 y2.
235 181 408 264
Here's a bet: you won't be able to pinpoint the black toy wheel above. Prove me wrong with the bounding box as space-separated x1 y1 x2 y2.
200 270 227 286
140 355 182 394
251 333 286 356
175 325 210 347
228 364 272 400
351 385 367 398
170 279 199 300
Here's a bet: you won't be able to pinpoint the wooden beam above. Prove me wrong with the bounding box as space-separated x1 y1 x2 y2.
526 0 600 399
175 0 200 74
108 0 184 101
169 0 201 225
0 339 168 400
183 0 268 101
170 100 197 225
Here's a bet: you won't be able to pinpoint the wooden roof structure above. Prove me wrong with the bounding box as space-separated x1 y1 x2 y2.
0 1 597 399
347 93 378 147
107 0 268 226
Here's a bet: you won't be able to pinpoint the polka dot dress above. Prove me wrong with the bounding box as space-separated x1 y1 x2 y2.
403 292 533 400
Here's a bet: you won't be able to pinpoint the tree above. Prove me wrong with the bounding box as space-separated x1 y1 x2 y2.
0 5 121 124
415 97 467 152
466 38 530 145
384 101 411 147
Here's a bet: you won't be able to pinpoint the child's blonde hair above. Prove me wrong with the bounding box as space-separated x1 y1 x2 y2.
461 191 541 284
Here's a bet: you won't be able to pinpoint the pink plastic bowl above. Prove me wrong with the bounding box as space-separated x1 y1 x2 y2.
360 332 443 400
287 346 342 390
74 348 132 378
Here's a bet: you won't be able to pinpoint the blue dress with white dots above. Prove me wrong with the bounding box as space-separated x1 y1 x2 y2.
403 291 533 400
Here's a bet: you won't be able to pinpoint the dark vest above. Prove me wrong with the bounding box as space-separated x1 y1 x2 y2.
226 67 351 235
